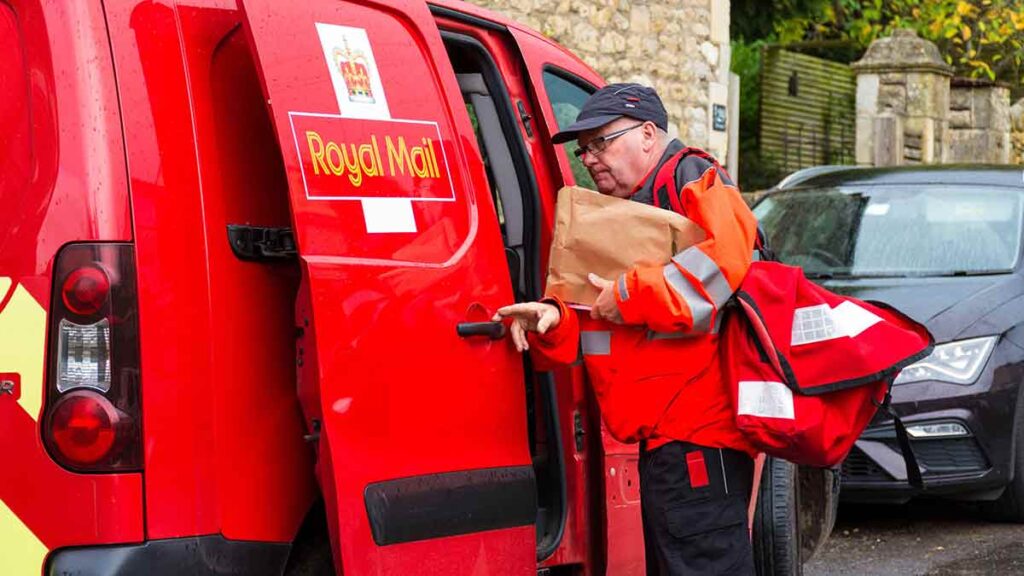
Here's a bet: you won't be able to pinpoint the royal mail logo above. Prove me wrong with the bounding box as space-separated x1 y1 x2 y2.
288 112 455 203
316 23 389 119
333 38 374 104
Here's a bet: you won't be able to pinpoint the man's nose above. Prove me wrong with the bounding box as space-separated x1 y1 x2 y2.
580 150 598 168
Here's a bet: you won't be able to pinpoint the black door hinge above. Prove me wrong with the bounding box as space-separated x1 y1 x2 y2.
227 225 297 261
517 100 534 138
574 411 585 452
303 418 321 443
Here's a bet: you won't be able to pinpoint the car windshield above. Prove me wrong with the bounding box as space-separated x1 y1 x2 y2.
753 185 1024 277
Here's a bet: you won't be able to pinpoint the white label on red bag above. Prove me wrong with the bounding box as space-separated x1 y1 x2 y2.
791 301 882 346
737 380 795 420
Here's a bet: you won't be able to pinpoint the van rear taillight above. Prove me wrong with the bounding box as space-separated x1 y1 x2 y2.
50 390 120 464
61 266 110 316
43 244 142 472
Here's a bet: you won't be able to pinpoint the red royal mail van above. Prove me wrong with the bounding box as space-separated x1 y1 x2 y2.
0 0 832 574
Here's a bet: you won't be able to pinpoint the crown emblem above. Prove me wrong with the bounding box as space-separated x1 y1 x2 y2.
333 37 375 104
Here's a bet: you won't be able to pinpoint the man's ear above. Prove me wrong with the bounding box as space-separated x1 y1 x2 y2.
641 122 658 152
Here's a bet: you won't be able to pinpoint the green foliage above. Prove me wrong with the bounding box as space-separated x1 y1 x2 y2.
733 0 1024 87
731 39 785 191
731 39 765 142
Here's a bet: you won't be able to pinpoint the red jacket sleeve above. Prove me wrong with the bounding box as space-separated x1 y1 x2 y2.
525 297 579 370
615 161 757 334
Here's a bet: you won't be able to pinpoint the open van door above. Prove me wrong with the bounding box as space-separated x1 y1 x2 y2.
238 1 536 573
508 28 648 575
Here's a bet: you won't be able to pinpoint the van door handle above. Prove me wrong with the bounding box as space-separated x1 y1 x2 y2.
456 321 507 340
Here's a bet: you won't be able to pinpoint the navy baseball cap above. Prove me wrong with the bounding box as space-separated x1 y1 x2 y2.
552 83 669 144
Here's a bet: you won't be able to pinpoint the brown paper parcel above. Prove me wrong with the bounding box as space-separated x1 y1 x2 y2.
544 186 706 306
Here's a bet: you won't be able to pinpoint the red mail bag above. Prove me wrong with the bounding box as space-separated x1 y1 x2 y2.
721 261 933 474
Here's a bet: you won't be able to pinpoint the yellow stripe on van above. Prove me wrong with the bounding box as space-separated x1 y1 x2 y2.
0 278 48 571
0 280 46 421
0 500 47 575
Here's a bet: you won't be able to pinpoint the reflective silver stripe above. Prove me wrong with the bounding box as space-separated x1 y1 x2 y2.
673 247 733 307
580 331 611 355
752 249 761 262
663 263 712 333
719 449 729 494
617 275 630 302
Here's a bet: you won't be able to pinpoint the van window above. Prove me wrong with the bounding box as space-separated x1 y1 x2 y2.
0 5 31 204
541 69 595 189
445 37 535 301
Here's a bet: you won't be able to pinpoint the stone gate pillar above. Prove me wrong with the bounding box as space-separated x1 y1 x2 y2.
851 29 953 166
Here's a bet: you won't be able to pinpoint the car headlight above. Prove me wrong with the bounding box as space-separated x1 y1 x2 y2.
893 336 997 385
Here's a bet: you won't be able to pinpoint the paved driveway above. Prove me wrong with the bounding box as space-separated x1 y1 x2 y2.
805 501 1024 575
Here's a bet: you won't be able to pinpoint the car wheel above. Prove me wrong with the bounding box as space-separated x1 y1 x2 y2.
753 456 802 576
982 393 1024 522
798 466 840 561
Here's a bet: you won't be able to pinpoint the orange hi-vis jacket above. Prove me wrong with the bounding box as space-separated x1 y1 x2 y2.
529 141 760 454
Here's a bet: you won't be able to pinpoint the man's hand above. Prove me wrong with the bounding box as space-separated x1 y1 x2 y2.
493 302 561 352
589 273 623 324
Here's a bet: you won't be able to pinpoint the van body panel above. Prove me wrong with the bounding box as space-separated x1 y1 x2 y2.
102 0 316 543
0 1 142 573
239 0 537 572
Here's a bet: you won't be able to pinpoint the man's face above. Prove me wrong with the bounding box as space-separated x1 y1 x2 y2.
576 117 650 198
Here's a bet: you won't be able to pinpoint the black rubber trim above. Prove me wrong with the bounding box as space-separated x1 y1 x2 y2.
364 465 537 546
429 4 507 32
540 65 598 96
46 535 290 576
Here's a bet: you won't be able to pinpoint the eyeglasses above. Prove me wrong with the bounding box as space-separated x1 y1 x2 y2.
573 123 645 159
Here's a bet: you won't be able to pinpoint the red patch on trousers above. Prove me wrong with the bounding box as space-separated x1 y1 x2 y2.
686 451 710 489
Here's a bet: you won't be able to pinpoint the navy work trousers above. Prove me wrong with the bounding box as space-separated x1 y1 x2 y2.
639 441 756 575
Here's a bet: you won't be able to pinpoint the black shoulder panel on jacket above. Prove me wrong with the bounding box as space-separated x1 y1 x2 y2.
674 152 734 189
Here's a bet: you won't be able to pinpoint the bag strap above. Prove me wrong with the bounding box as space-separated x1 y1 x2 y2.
652 148 685 213
651 148 773 261
652 147 729 215
876 387 925 490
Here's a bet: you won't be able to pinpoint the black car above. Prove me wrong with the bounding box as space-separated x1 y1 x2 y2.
754 165 1024 518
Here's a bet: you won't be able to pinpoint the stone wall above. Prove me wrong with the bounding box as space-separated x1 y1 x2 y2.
467 0 732 160
1011 98 1024 165
948 79 1011 164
